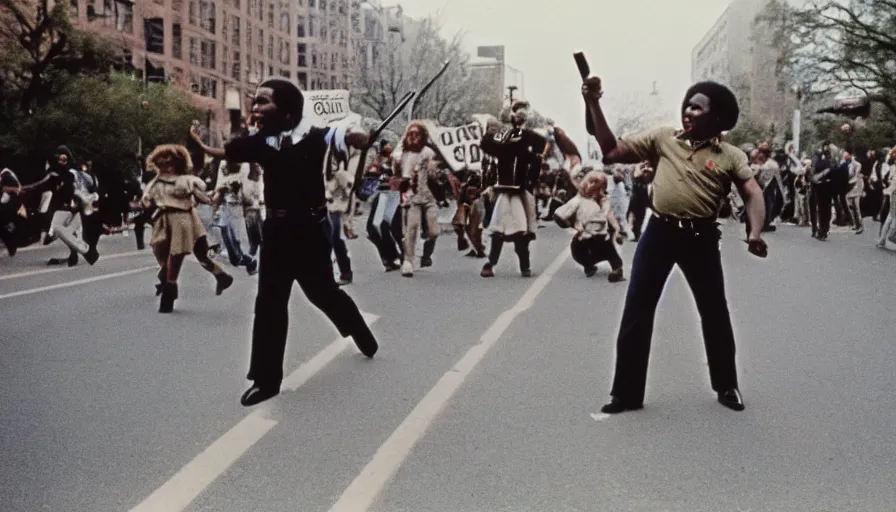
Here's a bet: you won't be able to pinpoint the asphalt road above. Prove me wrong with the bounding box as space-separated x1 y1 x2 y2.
1 215 895 512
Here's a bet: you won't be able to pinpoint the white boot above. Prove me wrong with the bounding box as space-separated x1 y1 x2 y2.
401 260 414 277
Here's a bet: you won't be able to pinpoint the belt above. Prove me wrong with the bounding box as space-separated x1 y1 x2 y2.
652 213 717 231
265 205 327 219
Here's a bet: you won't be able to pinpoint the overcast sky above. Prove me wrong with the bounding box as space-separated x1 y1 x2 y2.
397 0 733 150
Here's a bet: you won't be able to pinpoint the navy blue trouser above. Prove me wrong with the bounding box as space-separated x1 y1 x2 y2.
609 216 739 404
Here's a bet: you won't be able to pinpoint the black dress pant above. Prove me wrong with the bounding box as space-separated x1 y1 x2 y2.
610 217 738 404
248 214 369 385
570 236 623 270
488 236 530 271
811 183 833 236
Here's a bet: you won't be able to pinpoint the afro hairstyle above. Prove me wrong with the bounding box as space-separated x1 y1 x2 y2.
681 81 740 132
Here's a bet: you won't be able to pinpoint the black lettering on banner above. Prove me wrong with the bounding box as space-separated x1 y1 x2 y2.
440 130 454 147
453 146 465 163
455 126 471 142
468 143 481 164
312 99 346 117
467 123 482 140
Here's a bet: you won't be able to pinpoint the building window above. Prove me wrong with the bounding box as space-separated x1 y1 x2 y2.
257 28 264 55
268 64 273 77
69 0 78 17
116 1 133 33
279 38 289 65
280 69 291 78
298 72 308 89
309 0 315 7
199 0 215 34
309 15 315 37
188 0 197 25
320 0 327 10
144 18 164 54
232 51 241 80
200 76 217 98
189 38 198 65
330 52 336 71
331 75 336 89
321 23 327 41
268 35 274 59
297 43 307 67
231 16 240 45
296 16 305 37
267 2 274 28
280 12 290 33
172 23 183 60
200 40 216 69
311 47 317 68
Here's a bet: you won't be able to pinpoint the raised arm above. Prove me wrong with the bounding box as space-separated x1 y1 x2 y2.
553 126 582 169
190 125 226 158
581 77 642 165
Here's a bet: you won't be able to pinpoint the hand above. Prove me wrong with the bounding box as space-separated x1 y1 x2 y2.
189 124 201 141
633 164 654 181
745 235 768 258
580 76 603 103
615 233 625 245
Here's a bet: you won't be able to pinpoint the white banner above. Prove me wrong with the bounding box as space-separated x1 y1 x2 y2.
426 121 485 172
303 89 352 125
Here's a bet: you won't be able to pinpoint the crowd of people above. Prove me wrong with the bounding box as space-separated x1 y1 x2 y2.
1 74 893 411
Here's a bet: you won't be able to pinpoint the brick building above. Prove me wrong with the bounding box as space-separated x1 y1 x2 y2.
62 0 354 139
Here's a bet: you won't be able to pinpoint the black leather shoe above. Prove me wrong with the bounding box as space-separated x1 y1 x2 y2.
215 273 234 295
240 384 280 407
600 397 644 414
84 247 99 265
351 326 378 358
717 388 745 411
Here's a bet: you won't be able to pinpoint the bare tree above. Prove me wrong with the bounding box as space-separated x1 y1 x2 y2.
349 15 492 126
759 0 896 120
0 0 116 114
601 89 671 138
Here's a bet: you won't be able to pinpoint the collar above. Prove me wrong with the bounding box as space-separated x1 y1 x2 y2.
674 129 723 152
281 117 313 145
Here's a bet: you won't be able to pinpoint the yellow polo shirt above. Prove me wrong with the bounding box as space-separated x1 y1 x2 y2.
623 126 754 219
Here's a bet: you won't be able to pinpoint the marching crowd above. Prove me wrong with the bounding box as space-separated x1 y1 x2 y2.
2 75 894 410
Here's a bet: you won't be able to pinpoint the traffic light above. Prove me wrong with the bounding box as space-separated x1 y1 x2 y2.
816 96 871 119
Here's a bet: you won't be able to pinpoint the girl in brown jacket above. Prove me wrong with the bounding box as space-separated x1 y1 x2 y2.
142 145 233 312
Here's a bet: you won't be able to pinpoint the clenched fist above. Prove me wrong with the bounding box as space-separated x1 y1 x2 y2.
581 76 603 103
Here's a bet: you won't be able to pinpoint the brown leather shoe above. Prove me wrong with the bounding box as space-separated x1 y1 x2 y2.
480 263 495 278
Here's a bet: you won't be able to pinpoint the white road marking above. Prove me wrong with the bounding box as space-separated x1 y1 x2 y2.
0 265 158 300
0 250 150 281
128 313 381 512
327 248 570 512
128 412 279 512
